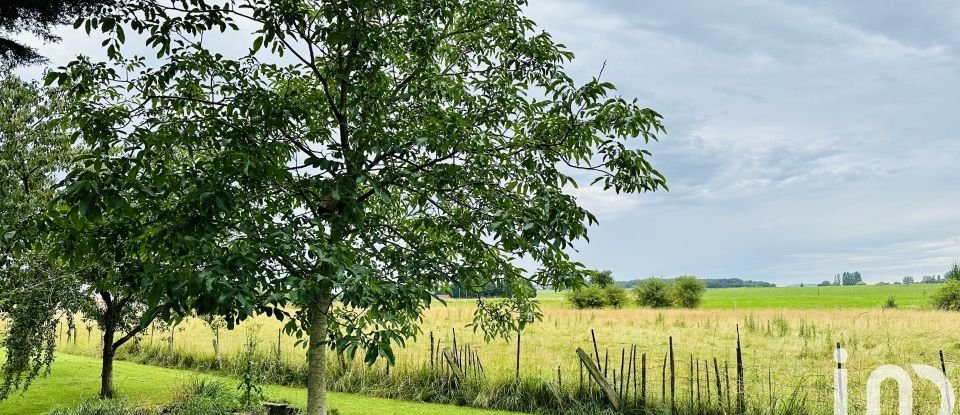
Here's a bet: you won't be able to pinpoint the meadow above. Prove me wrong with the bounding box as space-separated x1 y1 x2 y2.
40 283 959 414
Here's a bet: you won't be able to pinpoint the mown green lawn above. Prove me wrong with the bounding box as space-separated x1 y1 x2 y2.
534 283 940 309
0 353 522 415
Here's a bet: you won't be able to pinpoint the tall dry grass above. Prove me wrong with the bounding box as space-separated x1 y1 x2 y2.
45 300 960 414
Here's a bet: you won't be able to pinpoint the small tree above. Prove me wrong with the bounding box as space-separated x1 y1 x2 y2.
932 280 960 311
55 2 669 413
0 73 77 399
591 270 616 288
840 271 863 286
633 277 672 308
672 276 706 309
945 263 960 282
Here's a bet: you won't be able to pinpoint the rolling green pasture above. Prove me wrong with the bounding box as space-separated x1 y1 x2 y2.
699 283 936 309
536 283 937 309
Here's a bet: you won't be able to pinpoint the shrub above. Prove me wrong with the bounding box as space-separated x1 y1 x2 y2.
567 284 607 309
167 379 243 415
604 285 628 308
883 296 897 309
932 280 960 311
672 276 706 309
633 278 672 308
49 399 151 415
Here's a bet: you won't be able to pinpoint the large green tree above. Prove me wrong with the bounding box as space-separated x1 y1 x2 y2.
0 72 76 399
0 71 157 401
53 1 668 413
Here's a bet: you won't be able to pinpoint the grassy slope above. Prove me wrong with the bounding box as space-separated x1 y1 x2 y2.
0 353 521 415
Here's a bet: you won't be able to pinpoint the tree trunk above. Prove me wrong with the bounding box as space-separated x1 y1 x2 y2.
306 296 331 415
100 314 116 398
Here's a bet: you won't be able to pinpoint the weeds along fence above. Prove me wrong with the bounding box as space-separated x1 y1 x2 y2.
46 310 960 415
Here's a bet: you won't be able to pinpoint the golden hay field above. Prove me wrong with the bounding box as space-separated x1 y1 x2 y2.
52 295 960 414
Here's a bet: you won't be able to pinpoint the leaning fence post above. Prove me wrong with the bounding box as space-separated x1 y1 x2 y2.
442 347 463 385
620 347 627 399
940 349 947 374
577 347 622 410
591 329 601 369
714 357 722 406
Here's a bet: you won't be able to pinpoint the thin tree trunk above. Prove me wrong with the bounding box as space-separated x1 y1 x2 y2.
97 293 149 400
307 295 332 415
100 319 116 399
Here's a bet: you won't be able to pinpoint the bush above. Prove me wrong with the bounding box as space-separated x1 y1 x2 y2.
672 276 706 309
633 278 672 308
567 284 607 309
933 280 960 311
49 399 152 415
883 296 897 309
604 285 628 308
168 379 240 415
567 281 628 309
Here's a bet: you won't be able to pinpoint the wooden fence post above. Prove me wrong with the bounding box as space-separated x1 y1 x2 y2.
620 347 627 398
736 326 745 415
577 347 622 410
442 347 463 384
515 331 521 382
591 329 601 369
940 350 947 374
641 351 647 406
669 337 676 413
713 357 722 405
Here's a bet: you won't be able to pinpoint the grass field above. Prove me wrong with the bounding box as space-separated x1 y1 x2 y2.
14 283 956 414
535 283 939 309
0 353 522 415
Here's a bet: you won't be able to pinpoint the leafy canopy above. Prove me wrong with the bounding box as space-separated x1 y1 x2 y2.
51 0 668 369
0 0 113 66
0 72 76 399
632 277 672 308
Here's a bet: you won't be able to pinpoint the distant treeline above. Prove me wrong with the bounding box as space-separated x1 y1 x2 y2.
442 281 537 298
621 277 775 289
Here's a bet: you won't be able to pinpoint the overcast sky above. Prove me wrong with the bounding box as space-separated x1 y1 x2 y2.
16 1 960 285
